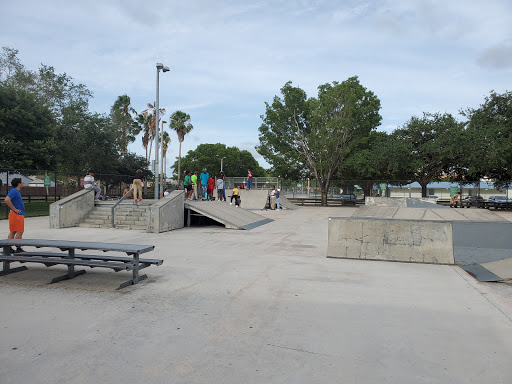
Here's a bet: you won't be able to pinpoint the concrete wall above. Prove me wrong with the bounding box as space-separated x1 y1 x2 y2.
365 197 444 209
147 190 185 233
327 217 455 264
365 197 408 207
49 189 95 228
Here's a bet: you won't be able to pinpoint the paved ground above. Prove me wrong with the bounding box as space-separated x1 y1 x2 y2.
1 207 511 383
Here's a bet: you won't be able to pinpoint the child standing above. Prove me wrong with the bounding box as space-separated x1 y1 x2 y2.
207 174 215 200
216 176 225 201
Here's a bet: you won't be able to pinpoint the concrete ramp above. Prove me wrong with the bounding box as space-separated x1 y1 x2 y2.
279 195 299 210
238 189 269 210
237 189 298 210
185 201 273 230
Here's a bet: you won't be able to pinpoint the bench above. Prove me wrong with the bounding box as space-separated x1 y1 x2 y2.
0 239 162 289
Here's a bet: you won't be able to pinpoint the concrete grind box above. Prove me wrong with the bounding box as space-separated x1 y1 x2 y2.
327 217 456 264
327 217 512 265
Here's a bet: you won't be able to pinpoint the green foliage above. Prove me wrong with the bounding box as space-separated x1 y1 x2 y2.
393 112 465 196
172 143 265 177
110 95 139 154
0 85 58 169
462 90 512 186
258 77 381 204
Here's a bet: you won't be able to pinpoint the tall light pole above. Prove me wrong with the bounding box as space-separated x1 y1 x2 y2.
159 120 167 197
154 62 169 199
220 157 226 173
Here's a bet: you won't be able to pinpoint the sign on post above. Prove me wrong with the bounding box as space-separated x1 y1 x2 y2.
44 176 51 188
380 183 387 192
450 186 459 196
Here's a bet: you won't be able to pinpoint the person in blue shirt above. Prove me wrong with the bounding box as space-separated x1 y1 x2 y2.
200 169 209 199
4 178 26 252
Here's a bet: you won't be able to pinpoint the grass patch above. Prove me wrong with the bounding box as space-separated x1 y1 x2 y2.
0 202 51 220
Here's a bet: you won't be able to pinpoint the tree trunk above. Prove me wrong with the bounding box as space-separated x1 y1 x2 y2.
319 179 329 206
363 181 373 198
420 182 428 198
177 142 182 188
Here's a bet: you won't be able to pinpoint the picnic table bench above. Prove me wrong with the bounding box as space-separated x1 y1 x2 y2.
0 239 161 289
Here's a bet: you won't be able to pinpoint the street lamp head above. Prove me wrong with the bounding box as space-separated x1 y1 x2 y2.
156 62 164 70
162 66 170 72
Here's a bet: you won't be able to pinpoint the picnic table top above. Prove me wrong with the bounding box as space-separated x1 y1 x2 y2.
0 239 154 254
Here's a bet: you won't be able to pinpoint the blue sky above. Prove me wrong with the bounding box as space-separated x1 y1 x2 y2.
1 0 511 171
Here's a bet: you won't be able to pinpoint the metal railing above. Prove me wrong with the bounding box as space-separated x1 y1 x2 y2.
111 188 134 228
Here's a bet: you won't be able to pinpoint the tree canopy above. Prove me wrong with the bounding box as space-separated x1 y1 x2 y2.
258 77 381 204
172 143 266 178
0 46 149 177
462 91 512 187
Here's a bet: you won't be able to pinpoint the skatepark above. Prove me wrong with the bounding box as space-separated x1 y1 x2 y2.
1 201 511 383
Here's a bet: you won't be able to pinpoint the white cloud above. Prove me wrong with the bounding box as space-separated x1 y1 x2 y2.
2 0 512 171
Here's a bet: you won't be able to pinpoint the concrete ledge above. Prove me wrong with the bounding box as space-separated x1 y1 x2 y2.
327 217 455 264
365 196 445 209
49 189 95 228
147 190 185 233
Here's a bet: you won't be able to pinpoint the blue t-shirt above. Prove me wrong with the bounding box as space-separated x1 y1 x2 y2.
7 188 25 216
200 172 209 185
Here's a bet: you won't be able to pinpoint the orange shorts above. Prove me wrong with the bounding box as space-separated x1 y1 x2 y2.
8 211 24 233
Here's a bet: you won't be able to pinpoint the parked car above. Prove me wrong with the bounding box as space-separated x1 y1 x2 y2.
340 194 357 206
486 195 512 209
463 195 484 206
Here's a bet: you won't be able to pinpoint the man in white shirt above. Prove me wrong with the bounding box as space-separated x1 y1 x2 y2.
270 186 277 210
84 170 101 200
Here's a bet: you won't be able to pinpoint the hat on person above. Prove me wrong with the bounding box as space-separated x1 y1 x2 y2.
202 168 207 172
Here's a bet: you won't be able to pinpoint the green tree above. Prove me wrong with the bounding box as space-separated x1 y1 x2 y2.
169 110 193 187
258 77 382 205
0 85 58 169
462 90 512 187
111 95 139 155
162 131 171 181
393 112 465 197
337 131 414 195
172 143 265 178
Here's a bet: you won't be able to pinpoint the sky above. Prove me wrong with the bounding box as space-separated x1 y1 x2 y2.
1 0 512 172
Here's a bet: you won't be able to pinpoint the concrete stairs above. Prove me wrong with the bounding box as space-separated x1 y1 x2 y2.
78 201 153 230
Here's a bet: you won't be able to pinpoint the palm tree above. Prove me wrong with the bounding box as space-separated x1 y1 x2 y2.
142 102 166 164
170 111 193 188
137 112 152 163
162 131 171 185
111 95 137 155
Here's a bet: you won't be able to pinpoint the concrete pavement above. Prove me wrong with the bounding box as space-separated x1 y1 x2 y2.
1 207 511 383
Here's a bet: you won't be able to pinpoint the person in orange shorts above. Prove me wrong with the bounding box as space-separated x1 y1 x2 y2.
4 178 26 253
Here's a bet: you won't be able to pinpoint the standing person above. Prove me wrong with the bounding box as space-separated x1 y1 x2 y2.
219 171 227 202
216 175 225 201
184 171 193 200
163 188 170 196
247 169 253 190
132 169 144 203
207 174 215 200
84 170 101 200
270 186 277 210
191 171 199 201
200 168 209 199
276 188 281 210
4 178 25 253
232 184 241 207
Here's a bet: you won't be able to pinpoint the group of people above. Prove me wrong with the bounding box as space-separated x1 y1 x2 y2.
182 169 244 207
183 169 217 201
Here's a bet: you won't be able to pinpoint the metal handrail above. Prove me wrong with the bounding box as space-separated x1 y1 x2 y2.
111 187 134 228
